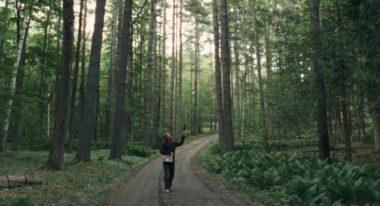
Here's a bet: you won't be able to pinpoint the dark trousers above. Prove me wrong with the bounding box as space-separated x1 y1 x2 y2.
163 162 175 189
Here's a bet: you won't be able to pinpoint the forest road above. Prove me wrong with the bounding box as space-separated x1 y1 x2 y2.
109 134 257 206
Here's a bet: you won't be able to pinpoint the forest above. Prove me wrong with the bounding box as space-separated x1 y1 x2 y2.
0 0 380 205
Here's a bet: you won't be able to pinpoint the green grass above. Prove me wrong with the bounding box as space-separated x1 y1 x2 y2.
0 148 157 206
200 141 380 206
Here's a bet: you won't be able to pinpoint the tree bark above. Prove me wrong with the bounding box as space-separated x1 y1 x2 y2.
177 0 184 138
309 0 330 160
169 0 176 135
105 0 119 140
76 0 107 162
38 4 52 139
0 175 42 189
79 3 87 123
371 110 380 153
251 0 269 152
159 0 167 135
45 0 75 169
336 0 352 161
218 0 234 153
192 20 200 135
110 0 133 160
212 0 225 150
68 0 85 153
0 6 32 152
233 18 241 138
144 0 157 146
10 16 31 151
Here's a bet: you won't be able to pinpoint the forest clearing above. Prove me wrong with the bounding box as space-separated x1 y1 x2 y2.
1 0 380 205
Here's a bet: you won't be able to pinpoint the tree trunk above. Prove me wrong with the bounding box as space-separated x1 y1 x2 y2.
110 0 133 160
0 7 32 152
309 0 330 160
251 0 269 152
38 4 52 139
233 20 241 137
68 0 85 153
212 0 225 150
336 0 352 161
45 0 75 169
76 0 107 162
105 0 119 140
10 11 31 151
371 110 380 153
144 0 157 146
125 26 133 147
159 0 167 135
177 0 184 138
0 175 42 189
169 0 176 135
79 3 88 122
218 0 234 153
192 20 200 135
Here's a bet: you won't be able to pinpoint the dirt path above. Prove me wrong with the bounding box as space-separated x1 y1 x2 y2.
109 135 257 206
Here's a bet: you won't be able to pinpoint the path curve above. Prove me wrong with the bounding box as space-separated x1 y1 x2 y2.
109 135 257 206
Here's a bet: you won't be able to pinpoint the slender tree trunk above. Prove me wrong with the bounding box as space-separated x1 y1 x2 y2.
159 0 167 135
218 0 234 153
110 0 133 160
144 0 157 146
0 0 10 64
264 0 276 138
105 0 119 140
371 110 380 153
76 0 107 162
11 8 32 151
45 0 75 169
67 0 85 153
47 7 62 138
79 3 88 121
192 20 200 135
177 0 184 137
251 0 269 152
169 0 176 134
336 0 352 161
125 26 133 146
0 7 32 152
37 4 52 139
233 18 241 137
309 0 330 160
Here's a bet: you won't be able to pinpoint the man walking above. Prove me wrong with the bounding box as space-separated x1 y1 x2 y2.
160 132 185 192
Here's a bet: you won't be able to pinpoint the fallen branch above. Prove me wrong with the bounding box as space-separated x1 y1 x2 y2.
0 175 43 189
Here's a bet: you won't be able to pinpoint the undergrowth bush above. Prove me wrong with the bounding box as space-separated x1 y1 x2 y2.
127 145 157 157
201 141 380 205
269 138 318 150
18 138 157 157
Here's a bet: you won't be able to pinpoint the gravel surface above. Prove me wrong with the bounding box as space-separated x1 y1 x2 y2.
109 135 258 206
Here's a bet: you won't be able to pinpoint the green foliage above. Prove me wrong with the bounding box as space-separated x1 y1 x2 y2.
127 145 157 157
0 196 32 206
269 138 318 150
201 141 380 205
18 138 158 158
0 150 152 205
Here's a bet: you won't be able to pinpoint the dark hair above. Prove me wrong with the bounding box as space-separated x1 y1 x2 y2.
163 132 170 140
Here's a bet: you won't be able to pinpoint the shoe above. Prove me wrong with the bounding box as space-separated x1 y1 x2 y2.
165 189 170 193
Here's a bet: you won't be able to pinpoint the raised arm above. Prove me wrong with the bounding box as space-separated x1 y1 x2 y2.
175 135 185 147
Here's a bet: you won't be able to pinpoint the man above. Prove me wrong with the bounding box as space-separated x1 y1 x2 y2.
160 132 185 192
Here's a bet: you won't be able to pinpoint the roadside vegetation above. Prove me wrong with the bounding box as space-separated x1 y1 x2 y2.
201 140 380 205
0 143 157 206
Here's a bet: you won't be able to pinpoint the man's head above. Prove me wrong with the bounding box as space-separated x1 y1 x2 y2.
163 132 172 141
